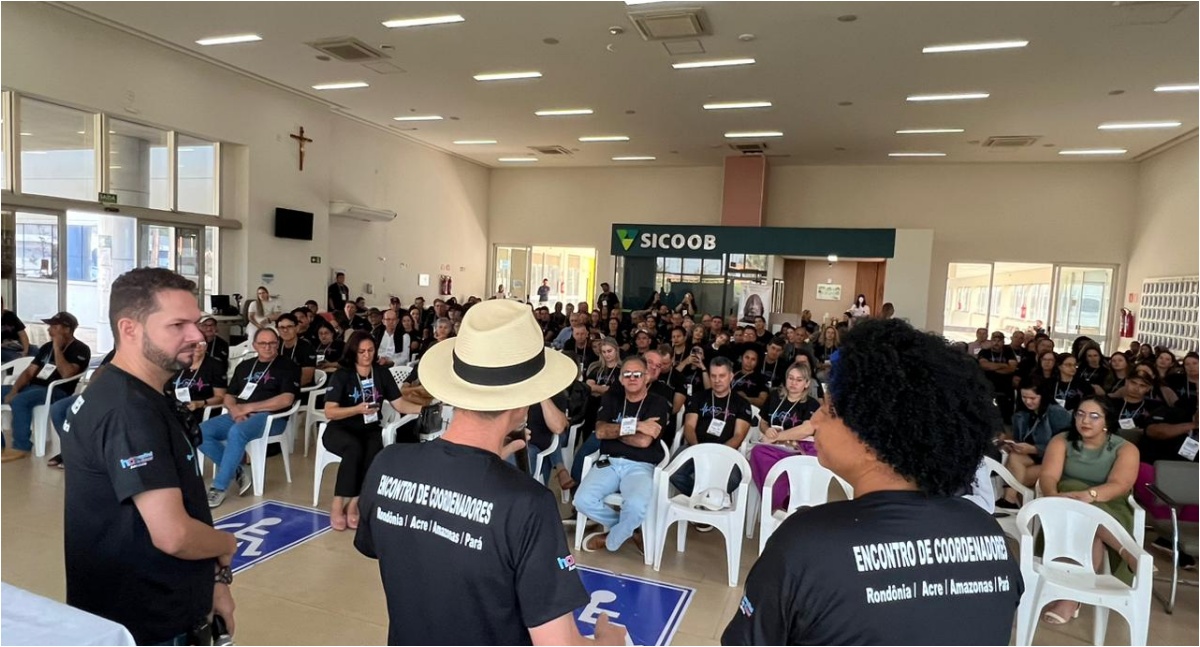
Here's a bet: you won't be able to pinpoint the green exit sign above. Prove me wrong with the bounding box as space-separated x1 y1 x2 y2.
98 192 118 205
310 256 321 264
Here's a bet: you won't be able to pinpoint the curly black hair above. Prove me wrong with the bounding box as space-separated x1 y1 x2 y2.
828 318 1001 497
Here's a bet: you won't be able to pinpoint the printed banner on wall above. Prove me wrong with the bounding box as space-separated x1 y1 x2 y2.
737 283 773 324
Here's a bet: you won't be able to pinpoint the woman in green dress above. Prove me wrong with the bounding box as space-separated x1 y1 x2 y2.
1038 395 1141 625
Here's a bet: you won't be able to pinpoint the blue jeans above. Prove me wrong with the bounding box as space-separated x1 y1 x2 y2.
528 442 564 482
570 434 602 486
199 412 286 491
50 394 78 442
2 384 64 452
574 457 656 551
669 458 742 496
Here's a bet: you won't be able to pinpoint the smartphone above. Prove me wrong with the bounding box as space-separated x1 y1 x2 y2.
506 428 530 474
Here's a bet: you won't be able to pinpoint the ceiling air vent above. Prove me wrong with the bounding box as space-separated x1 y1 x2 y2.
629 7 711 40
307 37 389 63
982 135 1040 148
529 145 572 156
728 142 769 155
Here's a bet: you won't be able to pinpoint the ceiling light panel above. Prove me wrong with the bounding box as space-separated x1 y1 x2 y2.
1154 84 1199 93
579 135 630 142
453 139 497 145
922 40 1028 54
725 131 783 138
895 128 965 134
906 92 990 102
535 109 594 117
382 15 464 29
1058 149 1127 155
612 156 656 161
312 81 369 90
1097 121 1182 130
498 157 538 162
474 71 542 82
888 152 947 157
672 58 756 70
393 115 443 122
703 101 773 110
196 34 262 46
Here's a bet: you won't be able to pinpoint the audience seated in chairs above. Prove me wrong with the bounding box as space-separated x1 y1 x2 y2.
675 357 753 505
998 378 1073 508
748 364 821 512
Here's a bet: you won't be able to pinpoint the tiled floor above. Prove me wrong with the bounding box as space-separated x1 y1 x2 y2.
2 445 1196 646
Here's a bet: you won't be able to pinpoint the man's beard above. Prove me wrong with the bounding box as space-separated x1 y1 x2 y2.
143 332 192 372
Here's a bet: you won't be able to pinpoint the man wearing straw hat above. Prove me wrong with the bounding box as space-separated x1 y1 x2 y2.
355 300 626 646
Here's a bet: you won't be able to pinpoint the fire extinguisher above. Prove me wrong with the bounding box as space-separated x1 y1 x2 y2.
1119 308 1135 338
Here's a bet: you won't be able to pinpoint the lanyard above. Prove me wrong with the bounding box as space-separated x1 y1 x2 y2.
247 358 276 385
771 396 802 425
1055 381 1070 399
602 366 619 385
283 342 302 362
175 367 199 390
1119 400 1144 420
1081 367 1098 381
711 391 732 421
317 343 331 360
762 361 780 381
357 369 375 403
733 371 749 389
620 396 646 421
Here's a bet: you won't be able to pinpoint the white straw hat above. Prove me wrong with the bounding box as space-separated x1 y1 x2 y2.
418 300 577 412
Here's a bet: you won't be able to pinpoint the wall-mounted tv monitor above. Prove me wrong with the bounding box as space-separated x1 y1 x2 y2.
274 207 314 240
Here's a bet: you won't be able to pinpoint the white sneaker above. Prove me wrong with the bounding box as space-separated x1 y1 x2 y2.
207 488 227 509
236 467 252 496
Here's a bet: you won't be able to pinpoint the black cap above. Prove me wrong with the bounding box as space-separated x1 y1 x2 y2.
41 311 79 329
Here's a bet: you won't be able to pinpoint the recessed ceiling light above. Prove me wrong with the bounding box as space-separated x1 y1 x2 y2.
474 71 542 82
392 115 443 122
76 131 86 135
703 101 773 110
612 156 656 161
109 165 123 169
498 157 538 163
382 14 464 29
907 92 990 102
672 58 756 70
453 139 497 145
1058 149 1127 156
725 131 783 138
625 1 672 5
535 109 594 117
196 34 262 46
888 152 947 157
922 40 1028 54
895 128 965 134
312 81 369 90
579 135 630 142
1097 121 1182 130
1154 83 1199 93
19 132 32 136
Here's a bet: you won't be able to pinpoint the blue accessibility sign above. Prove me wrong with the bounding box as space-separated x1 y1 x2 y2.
573 566 694 646
213 500 331 573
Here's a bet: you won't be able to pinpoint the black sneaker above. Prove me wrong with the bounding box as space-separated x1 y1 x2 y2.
1152 536 1197 570
236 467 252 496
995 498 1020 510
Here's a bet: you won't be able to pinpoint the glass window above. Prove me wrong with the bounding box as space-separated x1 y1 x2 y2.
682 258 702 275
108 119 170 210
67 211 135 354
19 98 96 200
205 226 219 299
177 135 218 215
663 257 682 274
1 92 8 191
703 258 723 276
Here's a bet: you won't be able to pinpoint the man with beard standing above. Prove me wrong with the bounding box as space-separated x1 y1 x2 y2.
61 268 237 645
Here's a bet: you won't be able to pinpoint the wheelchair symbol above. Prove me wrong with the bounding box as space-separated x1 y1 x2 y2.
215 516 282 557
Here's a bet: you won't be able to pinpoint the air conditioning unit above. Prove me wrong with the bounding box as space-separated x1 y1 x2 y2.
329 201 397 223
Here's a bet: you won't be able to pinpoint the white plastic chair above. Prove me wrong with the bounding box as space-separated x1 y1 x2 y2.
381 410 419 448
753 455 852 555
388 365 412 386
244 401 301 496
670 409 685 456
573 441 670 567
1 357 33 385
985 455 1036 540
301 369 328 456
1034 481 1145 547
1014 497 1154 647
311 422 341 506
559 421 583 504
532 433 561 487
31 374 84 457
652 444 753 587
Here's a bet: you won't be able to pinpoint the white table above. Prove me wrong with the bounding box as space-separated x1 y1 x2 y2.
1 582 136 646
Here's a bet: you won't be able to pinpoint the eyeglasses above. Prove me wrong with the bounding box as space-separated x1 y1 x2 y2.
277 324 296 331
254 341 279 348
357 348 375 355
621 371 645 380
1073 411 1103 421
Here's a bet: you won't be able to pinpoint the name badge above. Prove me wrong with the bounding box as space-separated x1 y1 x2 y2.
707 418 727 437
1055 397 1067 408
175 386 192 403
620 417 638 437
36 363 56 380
1118 417 1136 430
685 384 693 397
1179 434 1199 461
363 409 379 424
238 381 258 400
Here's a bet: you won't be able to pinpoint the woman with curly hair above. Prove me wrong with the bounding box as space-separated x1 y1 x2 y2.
1036 395 1140 625
723 318 1020 646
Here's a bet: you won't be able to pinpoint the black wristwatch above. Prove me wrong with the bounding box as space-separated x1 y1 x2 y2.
215 565 233 585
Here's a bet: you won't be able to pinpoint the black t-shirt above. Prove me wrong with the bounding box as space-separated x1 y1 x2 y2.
596 390 672 464
314 339 346 365
731 370 769 403
687 389 753 444
722 491 1022 646
30 339 92 392
166 357 227 405
355 440 590 645
326 366 403 432
1112 397 1155 432
280 338 317 370
1166 374 1198 410
204 335 230 375
978 346 1016 373
799 319 819 335
349 315 372 332
759 358 787 390
61 365 214 645
1140 403 1198 464
1078 364 1109 388
1048 377 1090 411
755 330 773 345
228 356 301 411
528 392 569 453
587 364 622 392
1 309 26 344
760 392 819 429
649 378 684 448
537 285 551 301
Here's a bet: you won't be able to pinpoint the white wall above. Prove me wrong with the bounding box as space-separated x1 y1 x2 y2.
1124 137 1199 327
884 229 935 329
800 260 859 324
1 3 489 311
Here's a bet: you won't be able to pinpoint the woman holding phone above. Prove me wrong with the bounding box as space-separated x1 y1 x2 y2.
322 332 421 531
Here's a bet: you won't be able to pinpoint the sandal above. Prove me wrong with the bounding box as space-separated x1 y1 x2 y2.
47 454 64 469
1042 602 1080 625
556 469 577 492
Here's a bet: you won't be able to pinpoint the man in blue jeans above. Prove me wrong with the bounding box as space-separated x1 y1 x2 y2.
199 328 300 507
2 311 91 462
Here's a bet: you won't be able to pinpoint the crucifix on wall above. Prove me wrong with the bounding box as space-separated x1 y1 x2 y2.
290 126 313 171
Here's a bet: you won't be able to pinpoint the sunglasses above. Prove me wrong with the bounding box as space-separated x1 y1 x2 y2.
621 371 645 380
